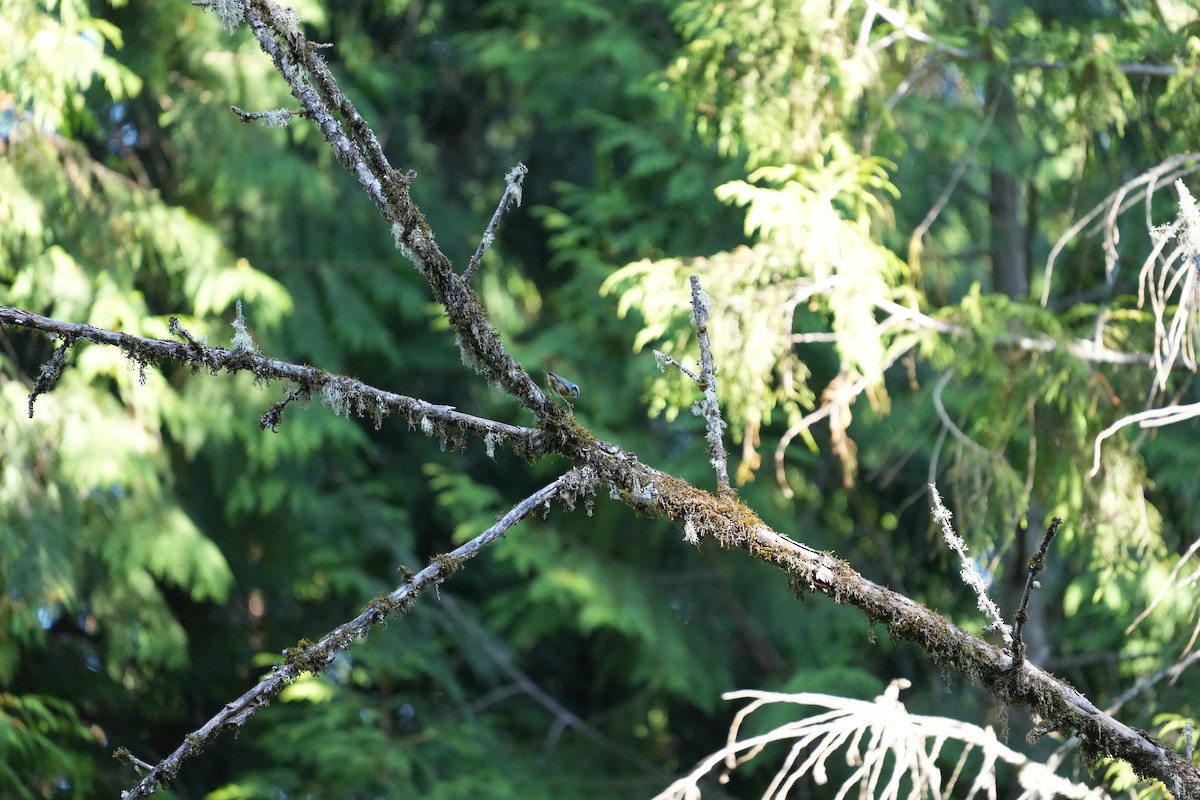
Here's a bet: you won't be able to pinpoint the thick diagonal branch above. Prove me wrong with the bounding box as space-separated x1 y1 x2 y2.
243 0 558 420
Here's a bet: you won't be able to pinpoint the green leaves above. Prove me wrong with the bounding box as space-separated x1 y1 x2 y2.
0 0 142 134
6 0 1200 796
605 141 906 482
0 693 96 799
668 0 879 169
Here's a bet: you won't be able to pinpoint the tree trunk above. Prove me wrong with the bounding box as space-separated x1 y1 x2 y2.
987 78 1028 300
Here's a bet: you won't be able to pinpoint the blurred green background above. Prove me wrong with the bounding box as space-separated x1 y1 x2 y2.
4 0 1200 796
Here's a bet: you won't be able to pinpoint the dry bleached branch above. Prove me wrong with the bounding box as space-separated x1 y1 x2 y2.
656 681 1112 800
8 0 1198 795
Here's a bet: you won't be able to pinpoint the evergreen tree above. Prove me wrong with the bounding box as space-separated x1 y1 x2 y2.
3 0 1200 797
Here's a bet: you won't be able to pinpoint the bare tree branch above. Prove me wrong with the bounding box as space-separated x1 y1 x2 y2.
12 0 1197 795
464 163 528 281
118 471 588 798
0 305 539 450
1039 155 1200 309
14 292 1198 793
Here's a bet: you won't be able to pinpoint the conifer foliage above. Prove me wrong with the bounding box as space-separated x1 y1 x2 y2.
4 1 1200 798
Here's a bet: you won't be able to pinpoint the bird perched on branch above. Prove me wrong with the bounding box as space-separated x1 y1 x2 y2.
544 371 580 407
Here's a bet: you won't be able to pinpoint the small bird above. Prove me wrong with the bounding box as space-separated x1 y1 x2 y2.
544 371 580 405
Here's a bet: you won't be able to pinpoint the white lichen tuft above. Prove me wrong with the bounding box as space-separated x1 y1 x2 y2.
420 416 434 435
261 109 294 129
484 431 500 459
456 333 488 378
321 382 351 418
652 350 670 373
215 0 245 33
230 300 261 354
683 517 699 545
279 6 301 37
391 222 419 267
505 164 526 207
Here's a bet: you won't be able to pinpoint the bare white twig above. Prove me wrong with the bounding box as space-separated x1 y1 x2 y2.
653 350 700 382
1089 401 1200 478
1125 538 1200 638
931 371 996 462
1040 154 1200 308
876 298 1159 366
1141 180 1200 393
908 96 999 267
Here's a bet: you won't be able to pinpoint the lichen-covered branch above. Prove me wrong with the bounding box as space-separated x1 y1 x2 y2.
13 293 1197 794
689 276 732 497
119 471 586 798
241 0 557 419
53 0 1197 795
464 163 528 281
1 306 539 454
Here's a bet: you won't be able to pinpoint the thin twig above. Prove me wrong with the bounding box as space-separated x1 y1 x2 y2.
121 472 581 798
229 105 297 127
653 350 700 382
689 276 731 497
1011 516 1062 670
437 595 658 769
1040 155 1200 308
464 163 528 281
1126 537 1200 638
928 484 1012 645
908 95 999 270
932 370 997 461
27 335 71 418
1090 401 1200 477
